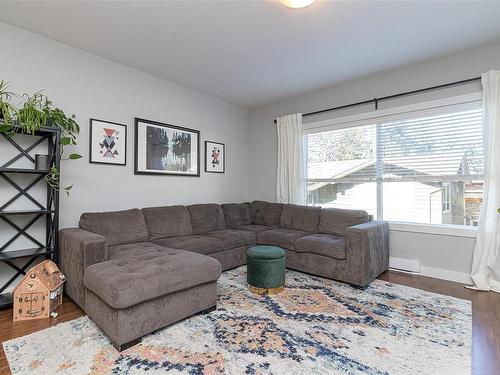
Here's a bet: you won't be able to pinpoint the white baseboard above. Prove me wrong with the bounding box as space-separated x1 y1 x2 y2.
420 265 473 284
389 257 421 273
389 256 472 284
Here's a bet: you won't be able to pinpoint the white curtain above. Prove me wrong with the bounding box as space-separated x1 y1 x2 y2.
276 113 305 204
469 70 500 293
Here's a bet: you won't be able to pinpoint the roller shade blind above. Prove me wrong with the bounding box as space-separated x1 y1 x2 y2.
380 108 483 182
306 108 483 183
303 93 481 135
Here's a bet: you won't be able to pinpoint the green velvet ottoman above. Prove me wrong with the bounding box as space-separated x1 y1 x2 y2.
246 245 286 294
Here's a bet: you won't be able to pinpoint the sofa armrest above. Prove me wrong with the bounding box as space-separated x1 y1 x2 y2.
59 228 108 310
345 221 390 287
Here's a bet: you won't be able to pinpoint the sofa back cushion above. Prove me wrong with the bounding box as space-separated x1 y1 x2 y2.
251 201 284 226
280 204 321 232
187 204 226 234
142 205 193 241
319 208 370 236
222 202 252 228
79 208 149 246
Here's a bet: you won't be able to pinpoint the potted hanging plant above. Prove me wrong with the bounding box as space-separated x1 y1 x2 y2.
0 81 17 132
16 91 47 135
0 82 82 195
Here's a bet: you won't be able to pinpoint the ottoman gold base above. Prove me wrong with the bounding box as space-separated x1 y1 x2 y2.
248 284 284 295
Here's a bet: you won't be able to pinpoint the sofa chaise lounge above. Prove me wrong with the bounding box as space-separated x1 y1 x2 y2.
59 201 389 349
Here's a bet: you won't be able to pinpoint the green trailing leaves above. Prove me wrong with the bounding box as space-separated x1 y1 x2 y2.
60 137 72 145
45 166 61 192
64 185 74 196
0 124 11 133
69 153 82 160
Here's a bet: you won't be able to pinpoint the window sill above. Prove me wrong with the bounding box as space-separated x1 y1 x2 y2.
388 221 477 238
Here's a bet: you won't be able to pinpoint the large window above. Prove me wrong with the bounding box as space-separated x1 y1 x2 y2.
305 103 484 227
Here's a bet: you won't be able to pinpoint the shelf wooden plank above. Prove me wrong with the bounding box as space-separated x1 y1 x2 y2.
0 121 60 135
0 168 49 174
0 248 54 261
0 210 54 217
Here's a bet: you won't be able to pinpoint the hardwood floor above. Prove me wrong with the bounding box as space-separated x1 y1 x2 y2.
0 271 499 375
0 297 84 375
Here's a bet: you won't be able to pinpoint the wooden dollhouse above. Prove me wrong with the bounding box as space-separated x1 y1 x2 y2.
12 260 65 321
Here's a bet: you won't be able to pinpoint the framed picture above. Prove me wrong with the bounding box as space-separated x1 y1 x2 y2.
134 117 200 176
205 141 225 173
89 118 127 165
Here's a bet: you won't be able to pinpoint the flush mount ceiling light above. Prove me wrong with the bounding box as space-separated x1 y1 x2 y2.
278 0 317 9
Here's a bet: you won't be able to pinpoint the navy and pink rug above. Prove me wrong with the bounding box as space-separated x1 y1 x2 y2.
3 267 471 374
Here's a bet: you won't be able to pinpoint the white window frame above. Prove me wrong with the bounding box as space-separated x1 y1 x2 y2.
303 92 482 238
441 184 451 213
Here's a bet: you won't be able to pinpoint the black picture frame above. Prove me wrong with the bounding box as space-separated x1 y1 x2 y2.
205 140 225 173
134 117 200 176
89 118 127 166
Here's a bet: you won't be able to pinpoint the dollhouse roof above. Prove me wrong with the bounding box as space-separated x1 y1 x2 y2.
12 260 64 293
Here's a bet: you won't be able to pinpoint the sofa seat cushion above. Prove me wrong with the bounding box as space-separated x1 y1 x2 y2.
257 228 310 250
142 205 193 240
187 204 226 234
84 250 222 309
295 234 346 260
108 242 170 260
205 229 256 249
153 235 224 255
237 224 275 233
79 208 149 246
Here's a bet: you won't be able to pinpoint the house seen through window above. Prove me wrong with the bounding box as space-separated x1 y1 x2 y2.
305 108 484 226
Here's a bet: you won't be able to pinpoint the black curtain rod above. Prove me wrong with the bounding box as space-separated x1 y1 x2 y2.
273 76 481 123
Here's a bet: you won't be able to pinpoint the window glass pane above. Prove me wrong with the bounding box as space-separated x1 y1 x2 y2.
307 181 377 218
307 125 376 179
380 109 483 226
382 181 483 225
464 182 483 226
305 107 483 227
306 125 377 217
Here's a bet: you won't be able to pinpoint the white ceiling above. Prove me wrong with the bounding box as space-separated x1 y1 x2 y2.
1 1 500 108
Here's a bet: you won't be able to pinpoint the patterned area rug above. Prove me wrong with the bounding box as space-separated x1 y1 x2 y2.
3 267 471 374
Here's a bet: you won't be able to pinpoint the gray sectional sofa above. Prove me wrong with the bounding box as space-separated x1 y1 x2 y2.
59 201 389 350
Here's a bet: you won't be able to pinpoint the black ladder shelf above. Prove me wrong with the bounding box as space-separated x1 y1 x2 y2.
0 123 60 309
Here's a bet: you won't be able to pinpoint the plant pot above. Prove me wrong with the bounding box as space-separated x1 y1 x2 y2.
35 154 50 171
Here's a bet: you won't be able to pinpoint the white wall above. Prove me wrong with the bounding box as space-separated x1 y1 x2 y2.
0 21 249 226
0 22 249 290
248 40 500 283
